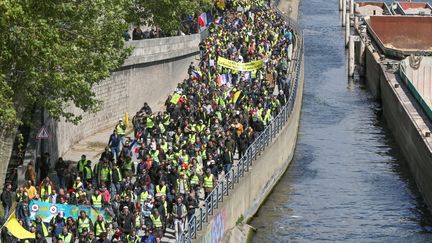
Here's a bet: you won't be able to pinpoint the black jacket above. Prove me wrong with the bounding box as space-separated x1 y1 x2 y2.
1 190 12 207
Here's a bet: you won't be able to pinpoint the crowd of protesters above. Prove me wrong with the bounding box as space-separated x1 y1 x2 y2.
1 0 295 242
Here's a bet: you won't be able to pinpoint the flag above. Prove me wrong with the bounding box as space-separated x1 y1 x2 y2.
4 211 35 239
217 73 229 86
206 11 214 25
191 70 202 81
214 16 224 25
198 12 207 31
130 139 140 156
233 90 243 104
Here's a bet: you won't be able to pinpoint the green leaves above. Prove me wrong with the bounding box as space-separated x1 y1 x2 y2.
0 0 132 126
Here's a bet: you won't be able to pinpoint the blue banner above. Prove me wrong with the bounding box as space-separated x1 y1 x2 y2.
29 200 112 223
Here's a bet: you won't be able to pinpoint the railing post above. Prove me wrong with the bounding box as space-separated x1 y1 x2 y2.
231 169 235 188
215 187 219 208
199 208 203 230
236 163 240 183
205 202 209 222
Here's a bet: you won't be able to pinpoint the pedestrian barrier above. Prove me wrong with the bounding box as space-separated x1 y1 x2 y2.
178 4 304 242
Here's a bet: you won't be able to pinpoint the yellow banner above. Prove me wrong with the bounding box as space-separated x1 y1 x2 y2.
4 212 35 239
218 57 263 72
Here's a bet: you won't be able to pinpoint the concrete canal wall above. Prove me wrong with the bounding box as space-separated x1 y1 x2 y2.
364 44 432 211
43 35 200 160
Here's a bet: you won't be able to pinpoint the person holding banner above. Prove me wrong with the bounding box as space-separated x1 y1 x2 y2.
50 212 66 241
77 210 93 236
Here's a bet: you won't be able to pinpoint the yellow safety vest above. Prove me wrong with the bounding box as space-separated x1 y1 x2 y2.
113 167 122 181
40 185 52 197
159 123 165 134
78 217 90 233
85 167 92 180
150 150 159 162
127 235 140 243
100 167 110 181
59 233 72 243
146 117 154 128
140 191 148 205
161 143 168 152
95 221 106 237
203 175 213 188
73 182 83 190
150 215 162 228
92 194 102 208
156 185 166 196
78 159 88 173
116 123 126 135
190 175 199 186
176 178 189 193
33 222 48 237
135 215 141 228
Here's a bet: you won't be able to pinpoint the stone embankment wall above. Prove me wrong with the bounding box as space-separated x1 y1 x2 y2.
44 34 200 160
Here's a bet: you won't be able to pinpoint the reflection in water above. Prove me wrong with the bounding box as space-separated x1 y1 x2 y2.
250 0 432 242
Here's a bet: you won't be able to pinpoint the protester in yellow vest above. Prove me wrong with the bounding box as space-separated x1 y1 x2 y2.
77 211 93 234
150 210 163 239
72 177 83 192
91 190 103 208
77 154 88 178
156 181 167 197
58 227 73 243
94 214 107 238
203 169 215 199
126 230 140 243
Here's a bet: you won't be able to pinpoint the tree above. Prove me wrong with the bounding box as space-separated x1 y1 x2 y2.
128 0 212 33
0 0 132 128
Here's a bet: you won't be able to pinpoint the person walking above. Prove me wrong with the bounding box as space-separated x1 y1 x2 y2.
173 196 187 242
108 130 121 164
25 161 36 186
1 183 12 221
203 169 215 199
55 157 68 189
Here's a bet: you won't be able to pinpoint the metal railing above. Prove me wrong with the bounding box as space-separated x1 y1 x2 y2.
178 5 304 243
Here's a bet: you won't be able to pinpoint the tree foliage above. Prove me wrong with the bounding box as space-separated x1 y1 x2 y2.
0 0 132 127
128 0 212 33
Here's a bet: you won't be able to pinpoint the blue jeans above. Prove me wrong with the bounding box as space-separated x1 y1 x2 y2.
224 164 232 175
110 182 121 198
25 217 31 229
111 146 120 163
58 175 65 189
3 205 10 221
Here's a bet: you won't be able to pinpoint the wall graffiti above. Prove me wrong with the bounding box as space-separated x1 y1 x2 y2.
199 209 226 243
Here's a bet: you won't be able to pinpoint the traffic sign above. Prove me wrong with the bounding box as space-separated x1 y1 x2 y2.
36 127 49 139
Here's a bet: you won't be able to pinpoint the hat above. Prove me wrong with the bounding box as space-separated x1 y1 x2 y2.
76 177 81 181
123 206 129 210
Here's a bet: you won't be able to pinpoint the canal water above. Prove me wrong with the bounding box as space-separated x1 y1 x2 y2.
250 0 432 242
